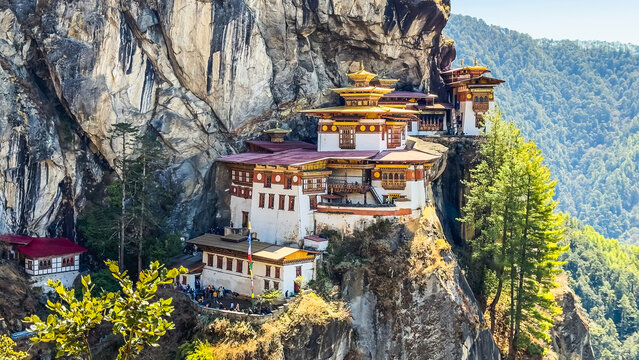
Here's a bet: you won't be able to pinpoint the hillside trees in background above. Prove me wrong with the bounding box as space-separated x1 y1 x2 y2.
445 15 639 244
461 111 566 357
79 126 182 274
562 217 639 359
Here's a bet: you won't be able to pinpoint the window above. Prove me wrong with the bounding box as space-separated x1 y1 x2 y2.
302 178 325 193
182 275 187 285
259 193 265 208
264 280 270 290
296 266 302 277
266 265 271 277
207 254 214 267
264 173 272 188
242 211 249 227
236 260 243 273
217 256 223 269
279 195 285 210
273 282 279 290
387 126 402 148
27 260 32 270
62 256 75 267
288 196 295 211
275 267 281 279
268 194 275 209
39 259 52 269
381 170 406 190
338 126 356 149
284 177 293 189
226 258 233 271
309 195 318 210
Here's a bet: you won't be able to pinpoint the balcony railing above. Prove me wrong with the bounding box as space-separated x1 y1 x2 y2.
318 202 395 208
327 183 369 194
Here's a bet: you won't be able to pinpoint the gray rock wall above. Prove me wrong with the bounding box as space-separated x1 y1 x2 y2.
0 0 453 237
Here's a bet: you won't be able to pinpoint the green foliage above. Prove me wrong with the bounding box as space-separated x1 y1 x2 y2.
561 217 639 359
257 289 283 307
25 276 111 359
105 261 186 360
24 261 186 360
446 15 639 243
0 335 28 360
460 111 567 355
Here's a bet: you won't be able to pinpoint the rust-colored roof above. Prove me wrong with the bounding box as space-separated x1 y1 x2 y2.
219 149 379 167
14 236 87 258
246 140 316 153
371 150 440 163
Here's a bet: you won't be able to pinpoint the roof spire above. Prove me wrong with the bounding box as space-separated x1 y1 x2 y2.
474 57 478 66
461 59 464 66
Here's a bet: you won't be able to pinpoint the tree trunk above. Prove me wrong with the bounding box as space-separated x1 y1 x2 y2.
119 137 126 269
511 174 532 359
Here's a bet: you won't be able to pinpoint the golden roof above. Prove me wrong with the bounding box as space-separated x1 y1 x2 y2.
300 105 418 114
347 64 378 85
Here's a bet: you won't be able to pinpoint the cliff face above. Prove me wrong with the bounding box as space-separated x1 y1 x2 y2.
337 208 500 360
0 0 454 237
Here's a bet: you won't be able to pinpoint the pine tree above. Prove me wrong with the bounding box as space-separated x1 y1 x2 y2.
462 110 567 356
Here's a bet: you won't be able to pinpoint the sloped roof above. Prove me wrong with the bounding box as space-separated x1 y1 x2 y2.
187 234 311 261
15 236 87 258
0 234 35 245
246 140 316 153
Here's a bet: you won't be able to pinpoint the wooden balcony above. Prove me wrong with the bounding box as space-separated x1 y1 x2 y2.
328 183 369 194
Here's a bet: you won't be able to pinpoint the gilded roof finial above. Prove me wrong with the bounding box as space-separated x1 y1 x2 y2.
474 57 478 66
360 62 364 71
461 59 464 66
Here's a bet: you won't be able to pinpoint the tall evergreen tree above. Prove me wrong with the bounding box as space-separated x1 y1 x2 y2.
461 111 567 357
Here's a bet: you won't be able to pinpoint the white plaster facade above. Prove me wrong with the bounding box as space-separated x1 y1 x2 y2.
199 251 314 297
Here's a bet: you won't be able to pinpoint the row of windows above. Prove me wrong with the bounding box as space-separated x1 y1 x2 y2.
263 173 293 189
264 279 279 291
206 254 282 278
302 178 326 193
232 170 253 184
258 193 295 211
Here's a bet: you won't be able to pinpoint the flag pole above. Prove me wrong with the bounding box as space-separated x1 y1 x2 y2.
247 222 255 309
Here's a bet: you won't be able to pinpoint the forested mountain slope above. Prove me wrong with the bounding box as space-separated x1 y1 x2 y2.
444 15 639 243
562 218 639 359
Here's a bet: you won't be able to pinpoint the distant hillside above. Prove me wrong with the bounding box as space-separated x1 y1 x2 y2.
444 14 639 243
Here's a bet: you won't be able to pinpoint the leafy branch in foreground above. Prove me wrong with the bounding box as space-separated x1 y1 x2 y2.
24 261 186 360
0 335 28 360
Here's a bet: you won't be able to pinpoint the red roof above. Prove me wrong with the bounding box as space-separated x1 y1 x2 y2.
0 234 35 245
246 140 316 153
219 149 379 167
382 91 437 99
304 235 328 243
15 236 87 258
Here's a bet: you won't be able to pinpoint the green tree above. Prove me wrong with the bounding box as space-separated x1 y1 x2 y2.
0 335 28 360
109 122 138 269
24 261 186 360
461 111 567 356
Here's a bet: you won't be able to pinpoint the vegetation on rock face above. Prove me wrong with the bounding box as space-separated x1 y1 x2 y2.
460 111 567 357
445 14 639 244
23 261 186 360
183 291 349 360
561 217 639 359
78 128 182 274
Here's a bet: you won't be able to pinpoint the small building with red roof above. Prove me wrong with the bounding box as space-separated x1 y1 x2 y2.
0 235 86 288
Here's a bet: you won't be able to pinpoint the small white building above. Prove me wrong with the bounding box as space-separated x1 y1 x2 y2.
188 233 316 297
303 235 328 252
169 252 205 290
0 234 87 288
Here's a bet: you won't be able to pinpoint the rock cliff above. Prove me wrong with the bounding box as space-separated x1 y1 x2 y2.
0 0 454 237
337 209 501 360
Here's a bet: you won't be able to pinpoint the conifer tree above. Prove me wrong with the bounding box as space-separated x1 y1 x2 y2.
462 110 567 356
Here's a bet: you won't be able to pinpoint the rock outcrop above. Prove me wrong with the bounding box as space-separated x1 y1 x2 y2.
338 208 500 360
0 0 454 237
549 286 596 360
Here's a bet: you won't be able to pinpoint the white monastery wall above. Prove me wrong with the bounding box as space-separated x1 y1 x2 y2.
250 182 302 244
230 196 252 227
31 271 80 289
